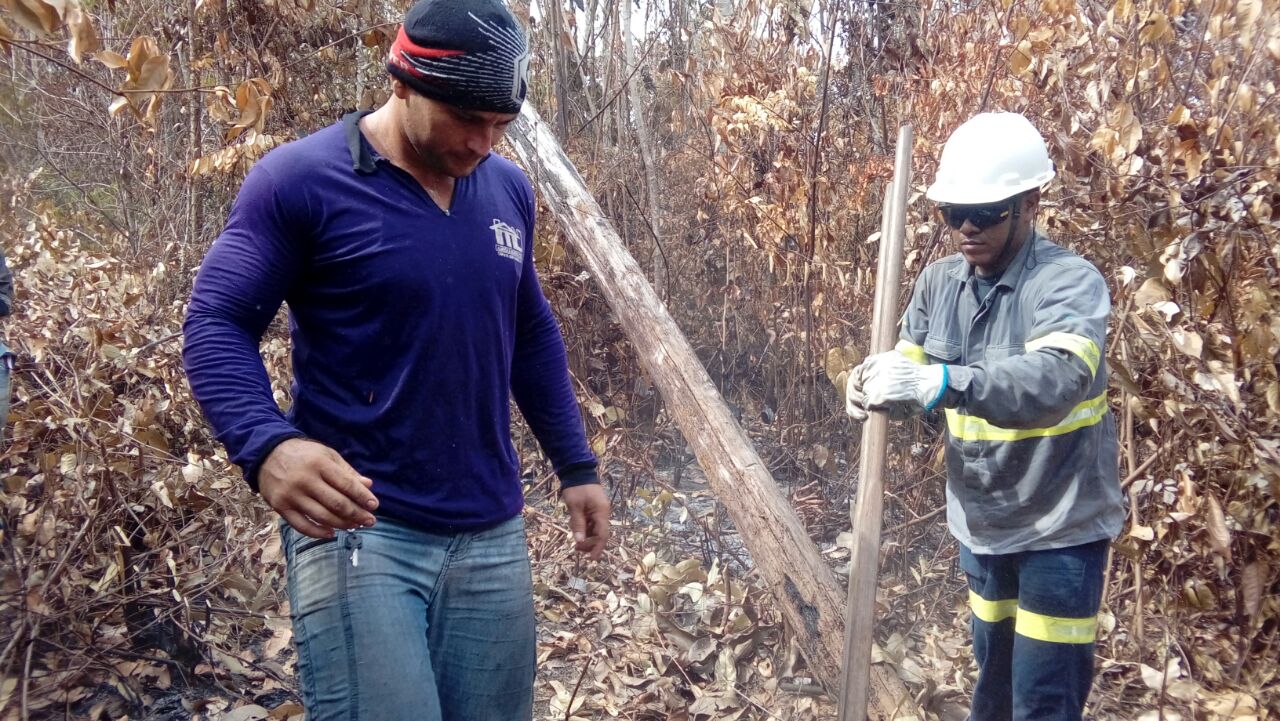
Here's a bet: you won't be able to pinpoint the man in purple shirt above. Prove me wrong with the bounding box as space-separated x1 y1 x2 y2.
182 0 609 717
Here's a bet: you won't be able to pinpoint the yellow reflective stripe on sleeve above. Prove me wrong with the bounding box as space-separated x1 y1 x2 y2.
1026 332 1101 377
945 393 1108 442
968 590 1018 623
1015 608 1098 644
896 339 927 365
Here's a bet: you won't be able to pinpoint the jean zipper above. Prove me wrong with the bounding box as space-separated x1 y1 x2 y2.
344 531 363 567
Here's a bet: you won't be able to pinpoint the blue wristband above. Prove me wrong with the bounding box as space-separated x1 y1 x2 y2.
924 364 948 411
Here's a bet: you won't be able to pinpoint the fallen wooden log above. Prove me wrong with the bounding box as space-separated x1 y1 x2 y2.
509 104 918 720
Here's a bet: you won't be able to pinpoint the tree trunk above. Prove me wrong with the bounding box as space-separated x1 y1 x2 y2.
620 0 666 296
509 104 917 720
548 0 572 139
186 0 204 267
572 0 601 122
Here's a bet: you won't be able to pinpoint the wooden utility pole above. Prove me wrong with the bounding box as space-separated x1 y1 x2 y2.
509 105 918 719
838 124 914 721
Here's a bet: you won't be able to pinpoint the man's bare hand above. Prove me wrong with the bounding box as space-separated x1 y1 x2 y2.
259 438 379 539
562 483 610 560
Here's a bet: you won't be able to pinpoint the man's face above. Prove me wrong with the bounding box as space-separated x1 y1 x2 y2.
936 192 1036 274
947 202 1013 271
399 87 518 178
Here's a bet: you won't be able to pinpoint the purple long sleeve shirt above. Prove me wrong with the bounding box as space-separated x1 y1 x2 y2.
183 112 597 531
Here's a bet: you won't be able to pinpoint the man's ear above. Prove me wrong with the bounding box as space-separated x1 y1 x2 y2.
1022 188 1042 214
391 78 411 100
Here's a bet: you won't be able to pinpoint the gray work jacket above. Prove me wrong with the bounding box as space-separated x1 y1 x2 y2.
0 251 11 317
898 232 1125 554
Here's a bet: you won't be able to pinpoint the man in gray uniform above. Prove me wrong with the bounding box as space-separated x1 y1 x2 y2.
847 112 1125 721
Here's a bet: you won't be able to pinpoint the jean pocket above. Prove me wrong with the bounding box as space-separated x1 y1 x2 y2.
282 522 339 563
295 536 338 557
958 544 986 580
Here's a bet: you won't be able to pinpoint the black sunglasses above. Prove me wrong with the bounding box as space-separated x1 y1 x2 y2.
936 201 1013 230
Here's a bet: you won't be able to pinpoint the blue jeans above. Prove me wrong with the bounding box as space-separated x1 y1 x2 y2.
0 341 12 446
281 514 536 721
960 539 1109 721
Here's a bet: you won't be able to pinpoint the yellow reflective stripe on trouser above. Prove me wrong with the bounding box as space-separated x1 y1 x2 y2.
1015 608 1098 644
968 590 1017 623
1026 332 1101 377
969 592 1098 643
895 339 927 364
945 392 1108 442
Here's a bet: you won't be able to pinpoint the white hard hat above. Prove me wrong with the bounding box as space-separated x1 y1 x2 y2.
926 112 1056 205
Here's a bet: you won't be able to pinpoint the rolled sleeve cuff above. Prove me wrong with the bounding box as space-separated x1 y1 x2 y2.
939 364 974 409
557 462 600 490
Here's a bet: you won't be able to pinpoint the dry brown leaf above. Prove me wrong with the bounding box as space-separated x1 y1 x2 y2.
1138 12 1172 44
1203 494 1232 562
105 35 173 122
812 443 829 470
1240 561 1263 618
64 0 98 62
1010 39 1033 76
687 636 716 663
1207 360 1243 407
1204 691 1258 718
262 626 292 660
2 0 61 36
1133 277 1170 308
223 705 270 721
823 346 847 386
225 78 274 142
1235 0 1262 33
1139 657 1183 691
94 49 126 68
269 703 304 720
1169 329 1203 358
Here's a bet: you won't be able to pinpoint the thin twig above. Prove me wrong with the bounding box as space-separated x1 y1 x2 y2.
27 131 132 240
978 0 1024 112
282 22 398 70
133 330 183 355
573 34 658 137
884 505 945 535
563 648 596 721
1120 449 1160 490
9 39 119 95
20 639 35 721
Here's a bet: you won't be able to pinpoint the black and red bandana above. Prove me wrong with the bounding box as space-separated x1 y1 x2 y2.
387 0 530 114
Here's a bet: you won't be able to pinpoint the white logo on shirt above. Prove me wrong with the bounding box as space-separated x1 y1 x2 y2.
491 219 523 262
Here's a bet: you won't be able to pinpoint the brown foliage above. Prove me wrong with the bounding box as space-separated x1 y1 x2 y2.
1 0 1277 718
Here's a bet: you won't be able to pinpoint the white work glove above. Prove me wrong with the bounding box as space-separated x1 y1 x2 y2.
861 350 949 412
845 366 870 421
844 355 926 422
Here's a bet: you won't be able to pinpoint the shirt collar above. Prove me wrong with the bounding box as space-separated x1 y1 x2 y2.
946 229 1045 291
343 110 378 175
994 230 1044 290
341 110 496 178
